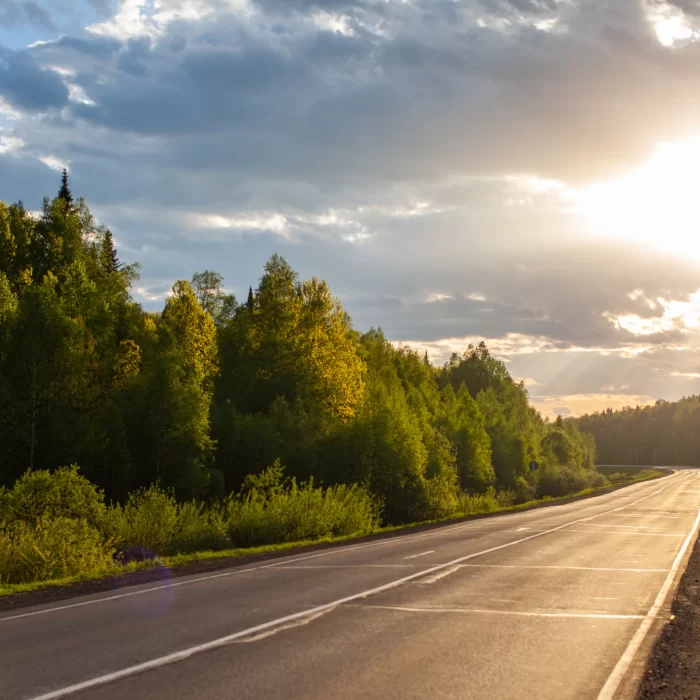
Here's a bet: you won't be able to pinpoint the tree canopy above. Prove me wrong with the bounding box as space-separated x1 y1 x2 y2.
0 176 600 523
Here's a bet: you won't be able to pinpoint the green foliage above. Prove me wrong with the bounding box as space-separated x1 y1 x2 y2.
578 397 700 467
0 178 607 590
537 464 604 498
0 517 113 585
0 466 106 527
225 463 381 548
191 270 236 325
107 485 179 554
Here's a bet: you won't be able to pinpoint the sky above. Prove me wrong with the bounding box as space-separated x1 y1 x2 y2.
3 0 700 419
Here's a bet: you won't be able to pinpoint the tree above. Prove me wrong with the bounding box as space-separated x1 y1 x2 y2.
100 230 121 273
58 169 73 207
247 286 254 311
162 280 218 390
190 270 236 324
438 384 494 491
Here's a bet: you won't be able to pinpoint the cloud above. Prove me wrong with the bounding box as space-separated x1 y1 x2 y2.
4 0 700 413
0 0 56 30
0 47 69 111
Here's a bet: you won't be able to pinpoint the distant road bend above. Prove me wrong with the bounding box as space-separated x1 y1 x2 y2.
3 469 700 700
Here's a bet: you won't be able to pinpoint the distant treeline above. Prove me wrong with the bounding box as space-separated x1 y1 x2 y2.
577 397 700 468
0 175 599 525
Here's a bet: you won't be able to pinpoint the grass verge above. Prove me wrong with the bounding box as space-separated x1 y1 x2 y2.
0 467 670 605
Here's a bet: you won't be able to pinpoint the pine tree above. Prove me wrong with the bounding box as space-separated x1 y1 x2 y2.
100 230 120 273
246 286 254 311
58 169 73 207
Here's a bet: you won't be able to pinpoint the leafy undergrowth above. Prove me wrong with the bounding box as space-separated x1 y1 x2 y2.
0 465 668 598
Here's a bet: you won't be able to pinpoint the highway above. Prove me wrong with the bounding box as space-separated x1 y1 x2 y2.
2 469 700 700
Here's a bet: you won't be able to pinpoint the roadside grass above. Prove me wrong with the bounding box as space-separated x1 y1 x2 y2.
597 466 667 484
0 467 669 600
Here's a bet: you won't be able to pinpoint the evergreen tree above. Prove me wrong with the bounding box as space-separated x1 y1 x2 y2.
247 286 254 311
100 230 120 273
58 169 73 207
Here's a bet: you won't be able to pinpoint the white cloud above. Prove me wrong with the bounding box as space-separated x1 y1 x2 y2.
0 129 24 154
190 212 288 236
604 289 700 336
649 3 699 47
38 154 69 171
426 293 452 303
67 84 95 105
87 0 247 40
134 285 172 302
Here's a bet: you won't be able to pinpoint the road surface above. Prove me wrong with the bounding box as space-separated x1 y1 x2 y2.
2 469 700 700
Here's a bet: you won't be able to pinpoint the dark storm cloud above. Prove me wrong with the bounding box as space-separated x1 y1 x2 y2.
23 0 699 188
477 0 561 14
0 0 55 30
0 47 69 111
51 34 121 59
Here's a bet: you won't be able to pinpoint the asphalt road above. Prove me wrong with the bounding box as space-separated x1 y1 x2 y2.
3 469 700 700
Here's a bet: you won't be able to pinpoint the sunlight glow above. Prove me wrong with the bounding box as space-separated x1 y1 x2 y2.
650 4 698 47
603 290 700 337
576 137 700 259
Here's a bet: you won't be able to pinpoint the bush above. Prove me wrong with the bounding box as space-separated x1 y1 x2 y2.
513 476 536 504
106 485 178 555
538 464 598 498
422 472 460 520
456 488 500 515
0 517 114 585
226 465 380 548
169 501 230 554
0 466 107 527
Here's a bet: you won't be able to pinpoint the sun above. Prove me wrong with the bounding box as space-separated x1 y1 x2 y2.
575 137 700 259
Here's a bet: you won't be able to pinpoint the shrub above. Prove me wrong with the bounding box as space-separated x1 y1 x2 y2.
107 485 178 555
226 465 380 548
422 472 460 520
538 464 598 498
0 466 107 527
513 476 536 504
456 488 500 515
169 501 230 554
0 517 114 585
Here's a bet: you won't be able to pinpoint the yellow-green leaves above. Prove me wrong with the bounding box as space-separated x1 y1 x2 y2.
162 280 219 389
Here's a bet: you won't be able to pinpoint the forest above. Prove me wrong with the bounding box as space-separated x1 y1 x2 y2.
577 397 700 467
0 175 602 586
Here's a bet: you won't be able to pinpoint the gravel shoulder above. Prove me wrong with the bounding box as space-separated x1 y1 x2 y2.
637 520 700 700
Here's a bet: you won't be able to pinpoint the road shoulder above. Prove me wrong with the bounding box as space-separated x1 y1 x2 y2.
636 519 700 700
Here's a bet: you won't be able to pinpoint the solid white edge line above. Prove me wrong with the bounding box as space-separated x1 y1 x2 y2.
356 605 646 620
596 491 700 700
563 530 686 537
25 472 692 700
459 564 670 573
2 470 685 624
